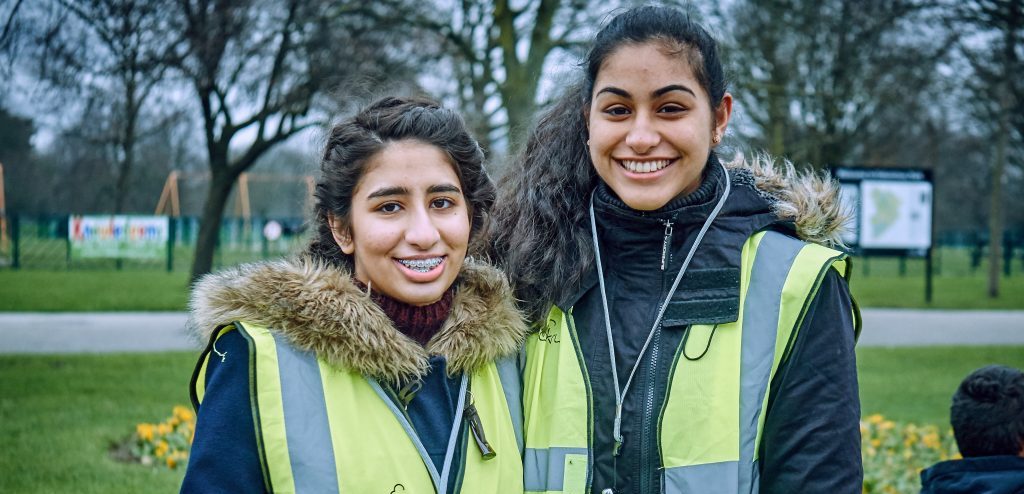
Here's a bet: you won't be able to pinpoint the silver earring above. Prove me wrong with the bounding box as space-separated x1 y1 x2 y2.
366 280 372 297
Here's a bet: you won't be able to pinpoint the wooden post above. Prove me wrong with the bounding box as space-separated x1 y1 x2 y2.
155 171 181 217
236 173 252 239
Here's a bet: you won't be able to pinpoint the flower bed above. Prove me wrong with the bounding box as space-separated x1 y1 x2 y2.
115 405 195 469
861 414 960 494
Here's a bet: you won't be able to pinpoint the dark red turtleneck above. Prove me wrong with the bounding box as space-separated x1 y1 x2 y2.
352 279 454 346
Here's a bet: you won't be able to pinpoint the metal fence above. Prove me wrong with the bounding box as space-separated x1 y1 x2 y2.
0 214 309 271
1 214 1022 277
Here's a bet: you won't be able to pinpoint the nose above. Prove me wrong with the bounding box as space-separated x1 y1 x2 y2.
404 206 441 249
624 114 660 154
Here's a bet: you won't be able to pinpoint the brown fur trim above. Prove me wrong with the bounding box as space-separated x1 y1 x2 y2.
726 152 852 247
187 257 527 385
427 260 528 375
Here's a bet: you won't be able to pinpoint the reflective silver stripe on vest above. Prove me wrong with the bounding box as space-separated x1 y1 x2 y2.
524 446 589 492
663 232 805 494
496 356 524 454
271 332 340 493
368 378 444 489
663 460 739 493
738 232 803 494
440 374 470 494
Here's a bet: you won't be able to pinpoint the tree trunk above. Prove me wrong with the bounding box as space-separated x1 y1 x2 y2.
190 172 236 283
113 130 134 214
768 58 787 158
503 79 535 152
114 75 138 214
988 82 1010 298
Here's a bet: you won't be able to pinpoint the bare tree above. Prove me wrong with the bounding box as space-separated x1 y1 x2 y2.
957 0 1023 297
391 0 606 153
723 0 954 167
168 0 417 281
0 0 27 83
29 0 177 213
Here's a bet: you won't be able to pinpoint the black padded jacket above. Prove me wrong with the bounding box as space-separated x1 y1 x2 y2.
560 157 862 494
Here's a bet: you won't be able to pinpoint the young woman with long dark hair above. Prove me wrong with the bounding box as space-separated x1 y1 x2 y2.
182 96 526 493
492 7 861 494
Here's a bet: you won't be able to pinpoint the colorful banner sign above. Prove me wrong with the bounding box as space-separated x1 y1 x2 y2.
69 215 169 259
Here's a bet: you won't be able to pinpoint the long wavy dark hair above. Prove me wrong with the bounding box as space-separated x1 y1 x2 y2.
308 96 495 269
490 6 728 323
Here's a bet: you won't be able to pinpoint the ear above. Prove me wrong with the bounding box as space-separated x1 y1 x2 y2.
327 213 354 255
712 92 734 146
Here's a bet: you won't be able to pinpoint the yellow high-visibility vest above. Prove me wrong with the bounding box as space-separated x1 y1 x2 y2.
193 322 525 494
522 231 859 494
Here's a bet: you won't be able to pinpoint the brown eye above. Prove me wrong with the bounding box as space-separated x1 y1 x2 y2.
377 202 402 213
604 106 631 116
658 104 687 114
431 198 455 209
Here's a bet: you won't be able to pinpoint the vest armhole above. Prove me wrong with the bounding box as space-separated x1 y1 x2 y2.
189 323 238 411
832 258 864 341
761 252 850 463
778 252 849 367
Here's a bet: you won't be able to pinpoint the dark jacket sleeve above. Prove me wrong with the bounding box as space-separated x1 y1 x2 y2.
180 329 267 494
758 268 862 493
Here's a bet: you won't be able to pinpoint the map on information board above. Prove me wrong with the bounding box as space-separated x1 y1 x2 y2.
858 180 932 250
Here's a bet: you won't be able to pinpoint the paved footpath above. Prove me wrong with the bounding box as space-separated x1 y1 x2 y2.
0 312 195 354
0 309 1022 354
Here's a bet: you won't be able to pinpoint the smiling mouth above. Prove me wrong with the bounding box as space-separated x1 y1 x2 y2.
396 256 445 273
618 159 674 174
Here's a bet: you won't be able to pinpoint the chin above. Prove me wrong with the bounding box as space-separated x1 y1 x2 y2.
619 192 674 211
395 285 447 306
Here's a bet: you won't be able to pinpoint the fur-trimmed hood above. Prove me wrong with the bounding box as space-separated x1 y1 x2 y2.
725 152 851 248
188 257 528 386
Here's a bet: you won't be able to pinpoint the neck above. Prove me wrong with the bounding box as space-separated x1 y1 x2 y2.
354 280 455 346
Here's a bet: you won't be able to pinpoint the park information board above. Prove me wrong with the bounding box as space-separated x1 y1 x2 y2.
69 215 169 260
834 167 933 256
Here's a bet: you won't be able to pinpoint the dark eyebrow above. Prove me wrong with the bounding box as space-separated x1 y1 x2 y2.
366 186 408 199
428 183 462 195
595 86 631 98
595 85 696 99
654 84 696 98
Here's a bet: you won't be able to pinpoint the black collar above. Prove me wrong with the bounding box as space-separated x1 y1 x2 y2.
557 156 781 327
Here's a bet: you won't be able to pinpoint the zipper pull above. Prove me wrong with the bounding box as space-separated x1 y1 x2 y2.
660 219 674 271
612 405 624 456
397 380 422 410
464 396 496 460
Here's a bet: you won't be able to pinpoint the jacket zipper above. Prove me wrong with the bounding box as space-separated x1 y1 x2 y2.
643 219 672 492
640 326 660 494
660 220 674 271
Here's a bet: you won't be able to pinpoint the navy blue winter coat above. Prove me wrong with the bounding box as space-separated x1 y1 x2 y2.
920 456 1024 494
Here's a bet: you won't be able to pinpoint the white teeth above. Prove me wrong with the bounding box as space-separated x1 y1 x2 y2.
621 159 671 173
398 257 443 272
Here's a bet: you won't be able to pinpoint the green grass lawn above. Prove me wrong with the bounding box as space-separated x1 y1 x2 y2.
849 274 1024 309
0 352 195 493
857 346 1024 424
1 347 1021 493
0 271 191 311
